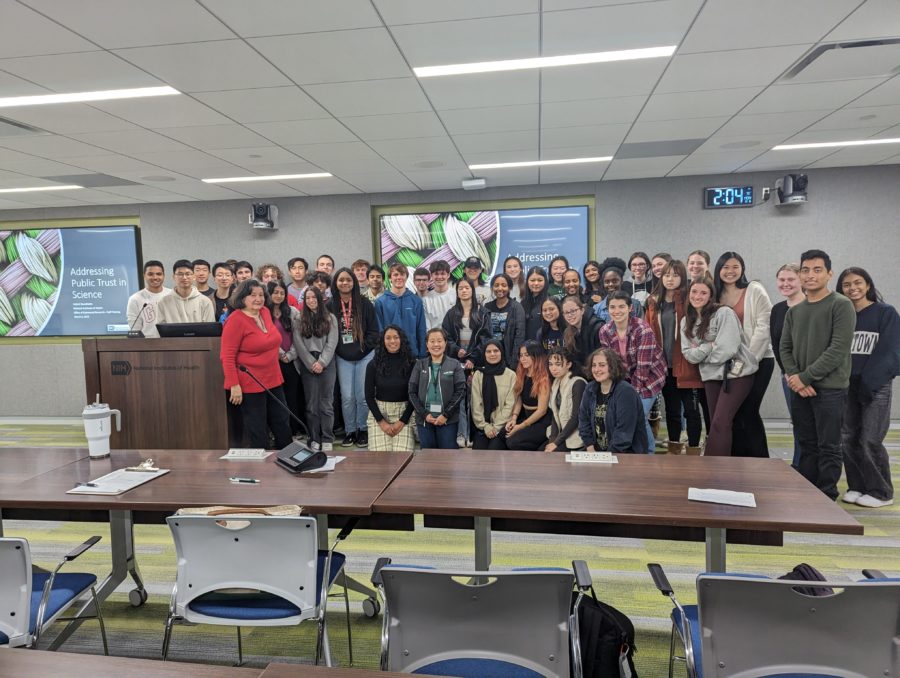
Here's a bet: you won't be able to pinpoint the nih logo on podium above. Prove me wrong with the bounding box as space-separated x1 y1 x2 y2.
110 360 132 376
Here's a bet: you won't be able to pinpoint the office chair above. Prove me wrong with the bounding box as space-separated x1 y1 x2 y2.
0 536 108 653
163 514 355 666
648 563 900 678
372 558 591 677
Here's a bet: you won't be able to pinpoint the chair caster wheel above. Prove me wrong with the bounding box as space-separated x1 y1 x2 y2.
362 596 380 618
129 588 148 606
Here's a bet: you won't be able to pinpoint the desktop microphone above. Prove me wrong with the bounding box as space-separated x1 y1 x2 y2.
127 303 148 338
237 364 326 473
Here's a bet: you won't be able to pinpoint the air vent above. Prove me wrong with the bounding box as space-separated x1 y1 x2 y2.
783 39 900 83
41 173 139 188
0 116 47 138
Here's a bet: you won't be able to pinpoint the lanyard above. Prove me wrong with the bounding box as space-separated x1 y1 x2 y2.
340 298 353 333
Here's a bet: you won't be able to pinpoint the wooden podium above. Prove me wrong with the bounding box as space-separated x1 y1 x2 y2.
82 337 227 450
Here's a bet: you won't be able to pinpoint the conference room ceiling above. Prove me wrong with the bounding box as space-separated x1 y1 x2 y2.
0 0 898 208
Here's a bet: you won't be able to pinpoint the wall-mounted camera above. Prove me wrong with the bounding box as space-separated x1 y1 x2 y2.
774 174 808 207
250 202 278 229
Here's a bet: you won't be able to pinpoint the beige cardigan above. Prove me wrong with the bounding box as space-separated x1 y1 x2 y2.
471 368 517 437
739 280 775 360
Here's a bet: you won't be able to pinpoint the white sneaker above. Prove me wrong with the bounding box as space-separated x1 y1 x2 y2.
855 494 894 508
841 491 862 504
309 440 321 452
456 435 466 448
321 442 334 452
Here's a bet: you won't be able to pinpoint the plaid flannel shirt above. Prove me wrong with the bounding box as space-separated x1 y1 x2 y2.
598 316 667 398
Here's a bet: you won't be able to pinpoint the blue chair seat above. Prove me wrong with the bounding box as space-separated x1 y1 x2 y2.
415 657 544 677
0 572 98 645
187 550 345 620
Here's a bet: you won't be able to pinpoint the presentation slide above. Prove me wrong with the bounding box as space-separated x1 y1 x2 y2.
379 204 589 280
0 225 141 337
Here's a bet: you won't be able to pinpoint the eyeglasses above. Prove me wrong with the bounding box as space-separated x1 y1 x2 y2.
563 308 580 316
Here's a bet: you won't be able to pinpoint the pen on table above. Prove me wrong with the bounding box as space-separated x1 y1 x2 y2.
75 482 98 488
229 477 261 484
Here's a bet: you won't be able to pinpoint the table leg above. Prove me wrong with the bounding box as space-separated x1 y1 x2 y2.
474 516 492 570
0 508 4 537
705 527 726 572
48 509 146 649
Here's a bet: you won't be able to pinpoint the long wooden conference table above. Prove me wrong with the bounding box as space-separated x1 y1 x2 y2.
0 447 863 645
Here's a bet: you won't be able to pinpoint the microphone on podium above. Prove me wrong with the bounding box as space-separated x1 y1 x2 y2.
127 303 148 338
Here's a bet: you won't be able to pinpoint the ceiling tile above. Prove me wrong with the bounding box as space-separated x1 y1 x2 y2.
603 155 685 180
542 97 646 128
877 151 900 164
249 28 410 85
475 167 540 187
805 105 900 132
656 45 811 93
421 71 539 110
61 154 168 174
543 0 662 8
541 60 668 102
114 41 290 93
158 124 273 150
667 150 766 176
538 162 609 183
375 0 538 24
0 151 85 177
341 111 446 140
286 142 399 173
741 79 885 116
825 0 900 41
98 184 192 200
392 14 538 66
462 149 543 166
221 161 325 176
202 0 382 36
680 0 859 53
94 96 233 128
248 118 357 145
453 130 538 154
440 105 539 135
737 148 834 171
538 143 621 160
541 123 630 148
205 146 309 167
336 170 419 193
0 0 97 58
70 129 192 154
0 71 48 98
21 0 234 48
789 43 900 83
639 88 761 121
845 75 900 109
784 126 891 144
304 78 431 116
693 133 786 154
126 151 246 175
282 176 360 195
0 103 139 134
402 168 473 190
617 138 705 158
542 0 701 54
626 117 727 143
220 183 305 199
0 51 162 91
805 144 900 168
369 136 466 171
0 135 110 158
193 87 329 123
717 110 831 137
63 188 143 204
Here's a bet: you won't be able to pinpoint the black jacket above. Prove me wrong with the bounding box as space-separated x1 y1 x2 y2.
328 295 379 361
441 306 492 367
578 379 649 452
408 355 467 424
484 298 526 370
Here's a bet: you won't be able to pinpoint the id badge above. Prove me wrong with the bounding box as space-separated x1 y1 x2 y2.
429 403 442 414
341 332 354 344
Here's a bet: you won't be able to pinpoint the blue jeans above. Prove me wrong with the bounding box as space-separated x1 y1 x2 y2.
792 386 847 500
417 421 460 449
780 375 802 468
336 352 373 434
640 396 655 454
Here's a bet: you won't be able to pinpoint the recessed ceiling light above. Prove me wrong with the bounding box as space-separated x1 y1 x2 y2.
469 157 612 170
414 45 677 78
0 184 82 193
202 172 332 184
773 137 900 150
0 86 179 109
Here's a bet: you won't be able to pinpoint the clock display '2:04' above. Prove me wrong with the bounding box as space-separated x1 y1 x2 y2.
704 186 754 209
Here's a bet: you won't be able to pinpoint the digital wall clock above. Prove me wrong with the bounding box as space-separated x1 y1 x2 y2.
704 186 754 209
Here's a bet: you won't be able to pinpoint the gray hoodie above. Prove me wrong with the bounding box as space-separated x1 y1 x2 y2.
156 287 214 324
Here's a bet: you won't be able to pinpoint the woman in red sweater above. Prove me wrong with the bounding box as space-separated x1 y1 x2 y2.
220 279 292 449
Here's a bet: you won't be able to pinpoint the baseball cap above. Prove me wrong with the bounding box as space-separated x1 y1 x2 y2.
464 256 483 269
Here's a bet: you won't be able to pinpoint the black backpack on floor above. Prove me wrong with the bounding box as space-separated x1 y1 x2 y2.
571 586 638 678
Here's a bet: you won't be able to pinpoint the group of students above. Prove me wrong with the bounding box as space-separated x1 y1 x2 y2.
129 246 898 509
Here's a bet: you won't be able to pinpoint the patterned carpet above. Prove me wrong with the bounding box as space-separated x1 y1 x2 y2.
2 421 898 674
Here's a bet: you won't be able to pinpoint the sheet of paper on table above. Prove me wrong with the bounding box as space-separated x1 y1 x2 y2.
304 455 346 473
688 487 757 508
66 468 170 495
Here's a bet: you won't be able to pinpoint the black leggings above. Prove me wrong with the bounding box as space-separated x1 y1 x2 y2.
241 387 292 450
661 370 703 446
506 410 552 451
473 429 508 450
731 357 775 458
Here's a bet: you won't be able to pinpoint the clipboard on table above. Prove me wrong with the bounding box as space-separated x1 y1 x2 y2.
66 467 170 495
